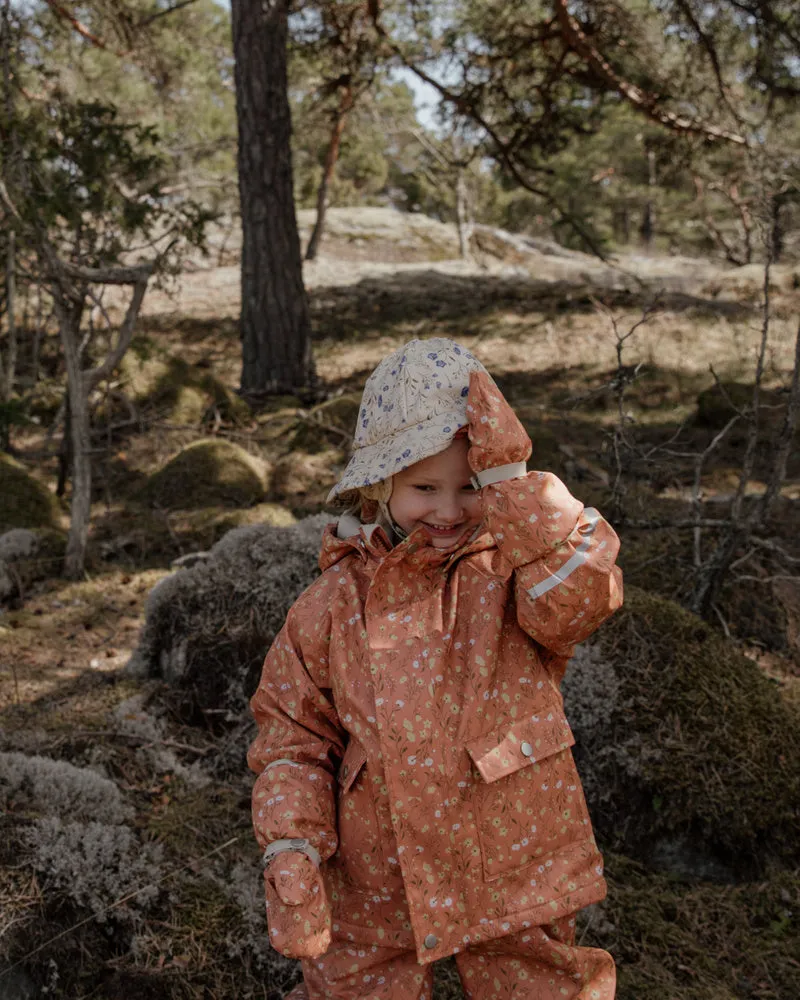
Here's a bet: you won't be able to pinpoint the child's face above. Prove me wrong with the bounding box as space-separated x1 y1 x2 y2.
388 436 482 548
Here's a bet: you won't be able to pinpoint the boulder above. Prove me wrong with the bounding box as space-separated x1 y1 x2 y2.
0 454 59 532
138 439 267 510
563 587 800 876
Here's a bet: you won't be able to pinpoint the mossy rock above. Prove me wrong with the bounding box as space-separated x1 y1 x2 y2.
169 385 209 424
585 853 800 1000
0 454 60 532
271 449 340 507
213 502 296 533
25 379 64 424
139 440 267 510
118 353 250 426
570 586 800 873
195 372 252 424
290 394 360 453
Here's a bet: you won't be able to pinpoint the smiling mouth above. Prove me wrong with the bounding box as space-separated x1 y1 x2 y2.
422 522 466 535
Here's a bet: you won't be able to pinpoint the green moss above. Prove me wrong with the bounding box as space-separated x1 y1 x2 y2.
593 587 800 868
138 440 266 510
290 393 360 453
170 386 209 424
589 854 800 1000
196 372 251 424
212 501 296 532
0 453 60 532
118 353 250 426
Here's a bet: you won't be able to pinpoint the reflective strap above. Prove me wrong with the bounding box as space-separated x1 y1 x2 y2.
526 508 602 600
263 838 322 869
471 462 528 489
264 758 301 773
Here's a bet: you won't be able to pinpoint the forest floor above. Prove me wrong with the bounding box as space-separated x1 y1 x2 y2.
2 208 800 999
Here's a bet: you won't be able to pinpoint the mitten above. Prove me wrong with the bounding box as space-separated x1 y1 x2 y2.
264 850 331 959
466 371 532 483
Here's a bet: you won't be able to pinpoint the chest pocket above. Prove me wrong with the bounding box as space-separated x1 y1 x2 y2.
336 740 396 890
465 704 591 881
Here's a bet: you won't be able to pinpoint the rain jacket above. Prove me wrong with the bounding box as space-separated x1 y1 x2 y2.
248 470 623 965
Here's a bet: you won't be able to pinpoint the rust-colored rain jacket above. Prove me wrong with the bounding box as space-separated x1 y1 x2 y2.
249 441 623 964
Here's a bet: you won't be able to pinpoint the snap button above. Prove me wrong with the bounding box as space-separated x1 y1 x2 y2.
424 934 438 949
289 838 305 849
520 741 534 757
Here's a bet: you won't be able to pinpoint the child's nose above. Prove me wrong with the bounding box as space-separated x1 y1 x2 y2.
436 492 465 522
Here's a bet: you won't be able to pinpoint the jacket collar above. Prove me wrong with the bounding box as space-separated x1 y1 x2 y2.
319 515 494 573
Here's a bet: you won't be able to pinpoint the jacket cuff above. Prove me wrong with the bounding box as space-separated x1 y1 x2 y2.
263 838 322 869
471 462 528 489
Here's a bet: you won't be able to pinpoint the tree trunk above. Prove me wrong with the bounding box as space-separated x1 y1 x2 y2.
771 194 786 264
55 297 91 579
230 0 315 398
639 147 656 248
3 228 17 400
455 168 473 259
305 85 353 262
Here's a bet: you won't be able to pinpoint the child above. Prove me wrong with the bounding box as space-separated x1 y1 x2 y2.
249 339 623 1000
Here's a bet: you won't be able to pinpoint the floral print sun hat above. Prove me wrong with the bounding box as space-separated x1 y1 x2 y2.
327 338 488 502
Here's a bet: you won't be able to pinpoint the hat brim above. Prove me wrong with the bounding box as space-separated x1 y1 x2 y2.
327 409 469 502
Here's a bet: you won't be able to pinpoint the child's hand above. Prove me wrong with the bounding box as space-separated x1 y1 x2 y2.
466 371 532 477
264 850 331 959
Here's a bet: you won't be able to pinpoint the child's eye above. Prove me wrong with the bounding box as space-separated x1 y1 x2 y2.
413 484 435 492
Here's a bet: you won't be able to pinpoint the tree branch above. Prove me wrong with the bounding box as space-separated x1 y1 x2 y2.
368 6 610 259
59 261 155 285
137 0 199 29
42 0 125 56
84 276 150 391
553 0 747 146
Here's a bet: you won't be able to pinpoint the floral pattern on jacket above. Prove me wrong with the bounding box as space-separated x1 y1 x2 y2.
249 464 622 965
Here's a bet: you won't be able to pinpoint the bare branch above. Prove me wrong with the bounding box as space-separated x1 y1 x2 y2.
692 414 740 566
84 277 150 390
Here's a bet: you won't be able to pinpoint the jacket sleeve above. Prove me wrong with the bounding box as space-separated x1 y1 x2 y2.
480 471 623 656
248 577 346 863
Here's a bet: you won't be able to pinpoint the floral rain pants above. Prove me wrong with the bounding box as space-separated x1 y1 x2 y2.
290 913 615 1000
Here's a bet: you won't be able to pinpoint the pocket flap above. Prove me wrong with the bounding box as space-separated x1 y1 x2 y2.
465 705 575 783
338 739 367 793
